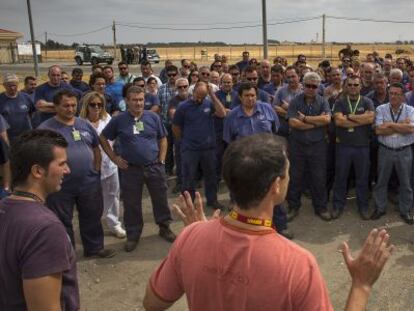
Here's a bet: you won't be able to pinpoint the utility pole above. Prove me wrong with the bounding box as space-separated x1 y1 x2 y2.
261 0 268 60
112 20 117 61
26 0 39 77
322 14 326 59
44 31 47 61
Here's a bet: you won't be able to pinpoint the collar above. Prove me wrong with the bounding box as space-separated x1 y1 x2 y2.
236 102 263 118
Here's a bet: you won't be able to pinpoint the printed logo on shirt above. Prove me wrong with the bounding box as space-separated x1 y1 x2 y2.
80 131 91 139
257 113 265 120
204 108 211 114
20 105 28 111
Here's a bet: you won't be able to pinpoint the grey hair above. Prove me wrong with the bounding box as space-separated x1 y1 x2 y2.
175 77 189 87
303 72 321 84
390 68 403 78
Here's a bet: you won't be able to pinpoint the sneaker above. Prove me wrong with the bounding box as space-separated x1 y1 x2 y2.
159 225 176 243
124 240 139 252
111 226 126 239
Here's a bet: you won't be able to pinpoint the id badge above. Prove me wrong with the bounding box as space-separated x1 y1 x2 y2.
72 130 81 141
135 121 144 132
226 94 231 104
348 128 354 133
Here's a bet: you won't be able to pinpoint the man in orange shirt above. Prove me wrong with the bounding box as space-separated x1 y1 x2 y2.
144 133 393 311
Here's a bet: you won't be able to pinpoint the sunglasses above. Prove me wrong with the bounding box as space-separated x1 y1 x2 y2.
136 84 145 87
89 103 103 108
177 85 188 89
304 84 318 89
201 72 210 76
246 77 258 81
347 83 360 87
183 65 190 68
168 73 177 77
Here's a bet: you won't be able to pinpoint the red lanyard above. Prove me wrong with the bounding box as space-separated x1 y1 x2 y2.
229 210 273 228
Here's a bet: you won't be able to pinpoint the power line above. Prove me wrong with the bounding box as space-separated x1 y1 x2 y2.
47 25 112 37
116 17 320 31
327 16 414 24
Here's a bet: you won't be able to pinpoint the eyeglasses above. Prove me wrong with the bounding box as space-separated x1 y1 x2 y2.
167 73 177 77
347 83 360 87
89 103 103 108
246 77 258 81
183 65 190 69
177 85 188 89
304 84 318 89
201 72 210 76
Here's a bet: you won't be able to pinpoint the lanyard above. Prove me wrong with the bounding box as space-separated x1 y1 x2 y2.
390 105 403 123
229 210 273 228
12 190 44 203
347 96 361 115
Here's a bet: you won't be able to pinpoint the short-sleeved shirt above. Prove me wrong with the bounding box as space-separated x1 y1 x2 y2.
34 82 79 124
0 92 34 141
38 117 100 191
102 111 166 166
262 82 286 97
224 102 279 143
173 98 217 151
334 96 374 146
150 219 333 311
375 103 414 148
0 199 79 311
287 93 331 144
105 81 124 106
233 88 270 106
167 95 188 124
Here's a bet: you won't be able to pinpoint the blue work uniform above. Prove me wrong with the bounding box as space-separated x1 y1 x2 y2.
287 93 331 215
0 92 34 142
332 96 374 214
173 98 219 205
33 82 79 126
102 111 172 241
39 117 104 256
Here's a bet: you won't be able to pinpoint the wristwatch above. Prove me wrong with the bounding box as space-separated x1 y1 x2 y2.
159 160 165 165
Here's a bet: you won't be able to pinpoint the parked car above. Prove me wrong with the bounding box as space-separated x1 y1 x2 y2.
74 45 113 65
146 49 160 63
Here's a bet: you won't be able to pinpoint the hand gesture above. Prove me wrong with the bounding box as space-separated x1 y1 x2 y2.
171 191 220 226
341 229 394 289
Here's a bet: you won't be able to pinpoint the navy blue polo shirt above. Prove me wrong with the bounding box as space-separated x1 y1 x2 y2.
287 93 331 144
34 82 79 124
102 111 166 166
0 92 34 141
233 88 270 107
38 117 100 191
223 101 279 143
334 96 374 146
70 80 90 93
262 83 286 96
173 98 217 151
167 95 187 124
144 93 160 110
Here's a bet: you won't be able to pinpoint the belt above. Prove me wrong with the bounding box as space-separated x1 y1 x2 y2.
379 143 412 152
128 160 159 168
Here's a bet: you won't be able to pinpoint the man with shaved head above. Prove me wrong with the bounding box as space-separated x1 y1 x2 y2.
360 62 375 96
258 59 272 90
172 82 227 210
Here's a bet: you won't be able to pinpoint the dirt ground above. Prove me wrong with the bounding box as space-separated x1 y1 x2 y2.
73 180 414 311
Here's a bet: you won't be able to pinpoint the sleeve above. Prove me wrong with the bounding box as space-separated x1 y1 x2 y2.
33 86 43 105
149 224 200 303
286 98 298 119
364 97 375 112
20 222 72 279
333 99 344 114
273 88 283 106
223 113 233 143
0 114 9 132
291 255 334 311
321 98 331 115
101 116 119 141
172 105 185 128
156 114 168 139
375 106 384 126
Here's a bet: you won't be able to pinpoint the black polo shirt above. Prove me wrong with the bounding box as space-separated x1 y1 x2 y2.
334 96 374 146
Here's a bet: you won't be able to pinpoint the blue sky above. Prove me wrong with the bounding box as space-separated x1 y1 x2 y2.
2 0 414 44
